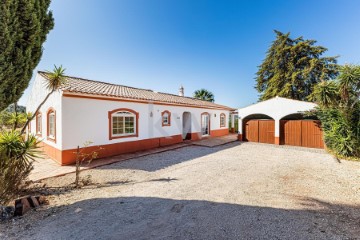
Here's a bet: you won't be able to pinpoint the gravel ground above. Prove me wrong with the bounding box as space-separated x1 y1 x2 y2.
1 142 360 240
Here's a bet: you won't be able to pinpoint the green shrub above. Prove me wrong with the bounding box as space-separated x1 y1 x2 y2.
311 64 360 160
316 107 360 158
0 131 40 205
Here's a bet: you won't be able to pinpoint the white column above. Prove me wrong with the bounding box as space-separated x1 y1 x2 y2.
238 117 242 134
274 118 280 144
231 114 235 129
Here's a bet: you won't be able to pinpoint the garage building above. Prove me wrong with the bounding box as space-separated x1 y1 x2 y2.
237 97 324 149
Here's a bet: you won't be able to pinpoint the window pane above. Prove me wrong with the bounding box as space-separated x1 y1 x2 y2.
112 113 136 136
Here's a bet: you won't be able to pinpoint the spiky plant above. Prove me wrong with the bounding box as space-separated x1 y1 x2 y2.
193 89 215 102
21 65 66 134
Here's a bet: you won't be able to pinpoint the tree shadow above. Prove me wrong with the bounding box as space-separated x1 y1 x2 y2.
4 196 359 239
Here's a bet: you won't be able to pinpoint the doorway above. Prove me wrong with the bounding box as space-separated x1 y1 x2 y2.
201 113 210 136
182 112 191 140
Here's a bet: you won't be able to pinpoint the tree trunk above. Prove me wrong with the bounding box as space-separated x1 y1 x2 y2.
75 146 80 188
20 89 55 135
13 103 18 130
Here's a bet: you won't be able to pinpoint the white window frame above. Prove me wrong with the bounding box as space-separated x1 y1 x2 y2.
111 111 137 137
36 113 42 135
220 113 226 127
48 112 55 139
162 112 169 125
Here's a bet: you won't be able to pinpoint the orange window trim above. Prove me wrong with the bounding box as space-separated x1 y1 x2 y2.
36 111 42 136
201 112 211 135
220 113 226 127
46 108 56 143
108 108 139 140
161 110 171 126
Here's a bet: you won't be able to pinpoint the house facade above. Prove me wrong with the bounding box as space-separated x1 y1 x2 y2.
27 72 233 165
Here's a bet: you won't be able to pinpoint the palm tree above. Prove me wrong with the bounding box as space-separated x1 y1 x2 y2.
21 65 66 134
193 89 215 102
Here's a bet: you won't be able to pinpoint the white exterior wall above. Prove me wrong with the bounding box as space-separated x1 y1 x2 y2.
26 74 63 149
237 97 317 137
61 96 229 150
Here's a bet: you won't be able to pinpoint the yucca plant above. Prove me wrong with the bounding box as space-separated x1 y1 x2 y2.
0 131 40 205
21 65 66 134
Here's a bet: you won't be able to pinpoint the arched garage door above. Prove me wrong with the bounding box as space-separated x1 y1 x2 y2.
280 120 324 149
243 119 275 144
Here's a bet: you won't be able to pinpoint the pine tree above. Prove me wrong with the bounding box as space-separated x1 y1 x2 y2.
0 0 54 111
255 30 338 101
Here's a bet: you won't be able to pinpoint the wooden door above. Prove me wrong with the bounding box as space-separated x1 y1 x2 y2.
281 120 302 146
258 120 275 144
244 120 259 142
301 120 324 149
281 120 324 149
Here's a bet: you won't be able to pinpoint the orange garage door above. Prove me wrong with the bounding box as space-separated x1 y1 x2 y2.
280 120 324 149
244 120 275 144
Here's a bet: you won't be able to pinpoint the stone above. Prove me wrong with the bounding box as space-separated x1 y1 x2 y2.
28 196 40 208
35 196 49 205
14 197 32 216
0 206 15 221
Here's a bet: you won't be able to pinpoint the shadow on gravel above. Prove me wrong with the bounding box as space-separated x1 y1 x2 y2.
3 196 359 240
97 141 243 172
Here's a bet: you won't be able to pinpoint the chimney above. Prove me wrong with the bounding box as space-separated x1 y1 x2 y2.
179 85 184 96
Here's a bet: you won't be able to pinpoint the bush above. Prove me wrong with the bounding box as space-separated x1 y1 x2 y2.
0 131 40 205
311 64 360 160
316 107 360 158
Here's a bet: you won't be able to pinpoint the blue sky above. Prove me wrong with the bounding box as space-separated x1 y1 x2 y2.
19 0 360 108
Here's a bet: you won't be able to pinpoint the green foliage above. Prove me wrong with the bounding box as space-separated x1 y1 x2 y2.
0 0 54 111
256 30 338 101
312 64 360 159
0 131 40 205
0 111 29 130
315 107 360 158
193 89 215 102
20 65 66 134
44 65 67 91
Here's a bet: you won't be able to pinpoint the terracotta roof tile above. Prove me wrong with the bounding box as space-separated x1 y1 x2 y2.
39 72 233 110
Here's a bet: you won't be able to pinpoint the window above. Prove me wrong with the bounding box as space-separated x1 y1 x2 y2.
36 112 42 135
220 113 226 127
161 110 171 126
47 109 56 141
109 109 139 139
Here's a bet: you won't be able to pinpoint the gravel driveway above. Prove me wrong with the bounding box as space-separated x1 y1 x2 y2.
1 142 360 239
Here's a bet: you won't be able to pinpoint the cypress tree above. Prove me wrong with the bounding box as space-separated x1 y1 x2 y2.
0 0 54 111
255 30 338 101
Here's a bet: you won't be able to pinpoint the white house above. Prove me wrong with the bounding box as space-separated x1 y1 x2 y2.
26 72 233 165
237 97 324 149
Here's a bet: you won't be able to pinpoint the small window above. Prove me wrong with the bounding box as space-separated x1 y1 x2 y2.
220 113 226 127
47 109 56 141
161 111 171 126
36 112 42 135
110 110 137 138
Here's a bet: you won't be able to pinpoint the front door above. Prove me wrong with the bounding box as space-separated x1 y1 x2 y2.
201 114 210 136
